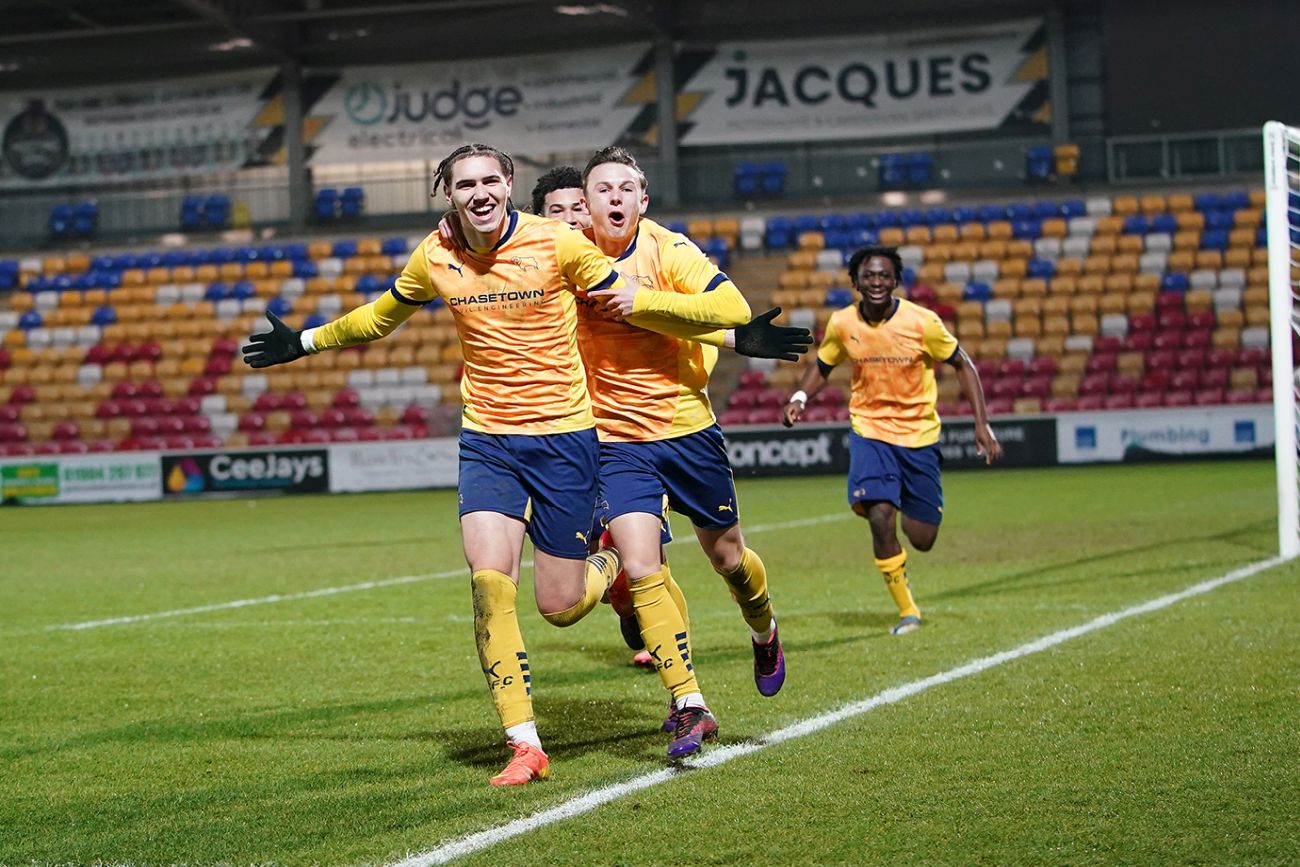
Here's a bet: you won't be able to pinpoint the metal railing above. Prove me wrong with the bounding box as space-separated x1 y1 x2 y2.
1106 127 1263 183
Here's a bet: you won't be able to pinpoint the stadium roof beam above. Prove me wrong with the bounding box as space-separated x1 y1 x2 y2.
168 0 294 60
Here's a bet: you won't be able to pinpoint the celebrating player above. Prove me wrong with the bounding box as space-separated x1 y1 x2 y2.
578 147 796 756
783 245 1002 635
242 143 750 785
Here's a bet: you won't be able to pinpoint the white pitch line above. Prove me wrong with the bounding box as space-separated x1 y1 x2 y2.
386 554 1285 867
44 512 852 632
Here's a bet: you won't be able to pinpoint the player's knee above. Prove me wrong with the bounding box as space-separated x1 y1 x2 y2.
903 523 939 551
539 604 585 628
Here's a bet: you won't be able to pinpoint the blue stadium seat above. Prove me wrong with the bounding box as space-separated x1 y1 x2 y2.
764 216 793 249
304 314 329 329
874 210 901 228
1200 229 1229 251
1161 273 1190 292
825 288 854 307
256 245 285 261
18 311 43 330
823 230 851 251
703 237 729 268
760 161 787 196
204 282 228 301
901 266 916 287
48 204 72 237
666 221 689 237
266 297 294 317
963 282 993 301
1032 201 1059 219
1012 219 1041 240
209 247 235 264
906 153 933 186
0 261 17 291
1006 202 1033 221
1122 215 1148 234
1203 210 1235 231
820 213 848 232
292 259 319 278
879 154 906 189
25 275 48 293
340 186 365 218
234 246 259 262
1059 200 1086 218
926 207 954 226
113 253 139 269
734 162 759 198
1220 191 1249 211
381 237 408 256
898 209 926 229
849 229 878 247
189 249 212 265
1025 145 1054 181
332 240 359 259
978 204 1006 222
72 202 99 237
1150 213 1178 234
162 251 189 267
792 215 819 235
355 274 383 294
1193 193 1221 212
204 195 231 228
229 280 255 300
285 243 310 261
1027 259 1056 279
952 206 979 224
845 212 874 231
53 275 74 292
314 188 339 220
73 273 96 290
91 306 117 326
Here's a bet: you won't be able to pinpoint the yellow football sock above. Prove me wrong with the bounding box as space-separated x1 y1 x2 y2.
875 551 920 619
470 569 534 730
541 548 620 627
662 562 690 634
717 547 774 635
631 566 700 702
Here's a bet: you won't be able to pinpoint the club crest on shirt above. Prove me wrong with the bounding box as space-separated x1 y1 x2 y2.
511 256 540 272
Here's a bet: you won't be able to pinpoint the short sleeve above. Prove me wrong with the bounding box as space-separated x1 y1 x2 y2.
921 312 959 362
816 315 848 368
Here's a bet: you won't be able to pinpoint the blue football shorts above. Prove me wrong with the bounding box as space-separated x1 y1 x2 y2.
598 424 739 544
846 431 944 525
457 427 600 559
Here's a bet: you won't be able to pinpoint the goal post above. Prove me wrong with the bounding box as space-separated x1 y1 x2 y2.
1264 121 1299 559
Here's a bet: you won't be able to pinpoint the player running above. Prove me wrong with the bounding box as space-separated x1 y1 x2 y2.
783 245 1002 635
242 143 750 785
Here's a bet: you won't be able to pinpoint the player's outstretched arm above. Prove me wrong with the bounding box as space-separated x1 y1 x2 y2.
783 359 832 427
946 346 1003 464
242 311 306 368
625 307 812 362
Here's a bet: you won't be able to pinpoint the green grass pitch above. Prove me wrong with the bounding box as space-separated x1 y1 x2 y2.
2 459 1297 866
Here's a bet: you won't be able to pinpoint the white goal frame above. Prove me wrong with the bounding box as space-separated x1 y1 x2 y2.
1264 121 1299 558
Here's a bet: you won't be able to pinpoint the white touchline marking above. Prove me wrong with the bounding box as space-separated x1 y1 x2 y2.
385 555 1285 867
43 512 853 632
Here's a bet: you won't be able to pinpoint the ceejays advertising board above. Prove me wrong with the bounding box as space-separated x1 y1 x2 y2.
161 450 329 496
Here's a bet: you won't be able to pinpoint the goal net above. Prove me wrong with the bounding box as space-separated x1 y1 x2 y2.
1265 121 1300 558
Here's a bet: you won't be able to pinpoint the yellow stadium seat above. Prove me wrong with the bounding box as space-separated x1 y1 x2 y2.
1094 216 1124 235
1036 335 1066 356
1139 195 1166 216
1112 196 1139 216
797 231 825 250
1194 250 1223 270
993 279 1023 299
1126 291 1156 315
1175 212 1205 231
933 224 959 243
986 221 1013 240
1166 193 1194 212
959 223 986 241
905 226 932 245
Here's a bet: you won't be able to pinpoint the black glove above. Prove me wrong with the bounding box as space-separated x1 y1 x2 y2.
242 311 307 369
733 307 813 362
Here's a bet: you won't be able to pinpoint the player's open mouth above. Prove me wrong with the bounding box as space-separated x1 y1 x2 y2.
607 209 626 228
469 201 497 221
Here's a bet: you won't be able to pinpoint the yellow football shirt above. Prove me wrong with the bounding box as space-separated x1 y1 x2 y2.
577 218 751 442
816 297 959 447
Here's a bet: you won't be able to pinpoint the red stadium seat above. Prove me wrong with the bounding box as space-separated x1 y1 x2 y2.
1043 398 1078 412
1170 370 1199 391
1076 395 1104 411
1205 348 1235 369
1028 356 1058 377
1093 336 1122 353
1224 390 1256 405
332 389 361 408
1085 353 1117 373
1182 330 1211 349
1103 393 1134 409
238 412 267 432
1200 368 1229 389
998 358 1027 378
1176 348 1207 369
1128 313 1157 332
254 392 284 411
727 390 758 410
738 370 767 389
1194 388 1226 406
986 398 1015 414
1134 392 1163 409
1140 370 1170 391
289 409 319 429
1235 347 1265 367
1163 390 1193 407
1123 332 1154 352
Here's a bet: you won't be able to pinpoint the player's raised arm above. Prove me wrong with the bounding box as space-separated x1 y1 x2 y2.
945 346 1002 464
241 242 434 368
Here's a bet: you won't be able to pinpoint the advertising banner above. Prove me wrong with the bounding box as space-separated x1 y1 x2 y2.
725 416 1058 478
329 439 459 493
161 449 329 497
675 19 1049 146
310 45 651 165
1056 405 1274 464
0 454 160 503
0 69 279 187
